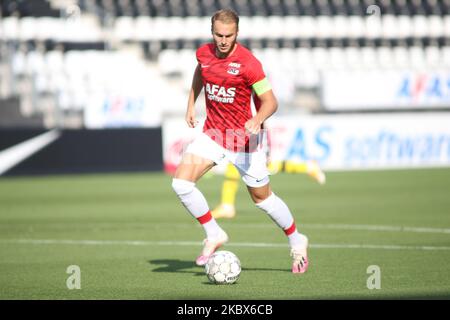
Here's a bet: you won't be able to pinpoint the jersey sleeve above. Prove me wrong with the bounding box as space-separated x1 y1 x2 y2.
244 57 266 87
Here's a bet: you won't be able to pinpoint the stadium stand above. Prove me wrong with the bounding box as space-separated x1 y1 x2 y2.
0 0 449 128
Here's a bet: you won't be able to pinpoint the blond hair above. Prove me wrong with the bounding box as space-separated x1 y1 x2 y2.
211 9 239 30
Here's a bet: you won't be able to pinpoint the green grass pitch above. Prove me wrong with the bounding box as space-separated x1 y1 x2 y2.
1 168 450 299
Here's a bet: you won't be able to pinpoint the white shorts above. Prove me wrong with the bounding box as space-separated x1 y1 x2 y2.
185 132 270 188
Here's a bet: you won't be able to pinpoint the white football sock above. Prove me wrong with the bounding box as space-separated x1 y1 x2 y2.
172 178 222 239
255 192 305 248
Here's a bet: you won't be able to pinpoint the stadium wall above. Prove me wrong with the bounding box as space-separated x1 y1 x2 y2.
0 128 163 176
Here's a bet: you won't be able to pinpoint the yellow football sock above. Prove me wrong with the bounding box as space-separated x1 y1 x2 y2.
267 160 283 174
221 164 240 205
283 161 308 174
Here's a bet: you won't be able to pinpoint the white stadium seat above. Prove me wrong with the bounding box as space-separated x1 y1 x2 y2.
283 16 301 39
442 47 450 68
311 47 330 70
183 16 206 40
348 16 366 38
381 15 398 38
411 15 428 38
18 17 37 41
377 47 394 69
3 16 19 40
298 16 316 38
249 16 268 39
408 46 426 70
428 16 444 38
158 49 181 75
425 46 441 68
295 47 313 69
344 47 363 69
316 16 334 39
392 46 410 69
135 16 153 41
360 47 378 69
114 16 135 41
364 15 381 39
332 15 349 39
165 17 185 41
396 15 412 38
328 47 347 69
266 16 285 39
444 16 450 37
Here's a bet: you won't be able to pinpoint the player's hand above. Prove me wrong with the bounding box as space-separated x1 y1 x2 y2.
245 117 262 135
185 108 198 128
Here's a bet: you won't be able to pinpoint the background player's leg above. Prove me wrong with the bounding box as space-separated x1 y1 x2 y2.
268 160 326 185
212 163 240 219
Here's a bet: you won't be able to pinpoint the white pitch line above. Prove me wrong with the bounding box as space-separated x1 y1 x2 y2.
1 239 450 251
3 223 450 235
220 223 450 234
301 223 450 234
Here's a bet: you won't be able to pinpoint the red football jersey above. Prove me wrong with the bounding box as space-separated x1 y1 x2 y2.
196 43 266 152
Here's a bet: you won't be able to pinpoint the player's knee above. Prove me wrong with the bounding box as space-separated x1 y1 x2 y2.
171 178 195 196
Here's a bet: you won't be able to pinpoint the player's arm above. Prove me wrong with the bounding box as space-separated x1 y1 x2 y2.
245 78 278 135
186 64 203 128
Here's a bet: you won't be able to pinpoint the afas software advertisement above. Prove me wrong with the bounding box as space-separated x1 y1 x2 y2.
163 113 450 172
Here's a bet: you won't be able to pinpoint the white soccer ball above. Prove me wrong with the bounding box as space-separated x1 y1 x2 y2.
205 250 241 285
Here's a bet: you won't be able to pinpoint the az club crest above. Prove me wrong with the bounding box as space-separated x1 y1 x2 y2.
227 62 241 75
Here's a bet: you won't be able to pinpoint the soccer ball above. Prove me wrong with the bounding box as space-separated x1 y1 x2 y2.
205 250 241 285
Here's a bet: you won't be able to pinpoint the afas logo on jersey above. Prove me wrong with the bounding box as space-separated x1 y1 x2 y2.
205 82 236 103
205 83 236 97
227 62 241 75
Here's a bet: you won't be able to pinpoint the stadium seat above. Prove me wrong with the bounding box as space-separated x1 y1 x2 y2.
349 16 366 38
408 46 426 70
444 16 450 37
360 46 378 69
328 47 347 69
392 46 410 69
282 16 301 39
412 15 429 38
396 15 412 38
266 16 285 39
428 15 444 38
381 14 399 39
442 46 450 68
312 47 330 70
135 16 153 41
165 17 185 41
2 16 19 41
364 15 381 39
316 15 334 39
424 46 441 68
18 17 37 41
377 47 395 69
332 15 349 38
158 49 181 75
114 16 135 41
298 16 316 38
34 17 57 41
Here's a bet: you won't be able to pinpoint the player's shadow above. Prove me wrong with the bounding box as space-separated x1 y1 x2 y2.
148 259 289 274
148 259 204 276
241 266 290 273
